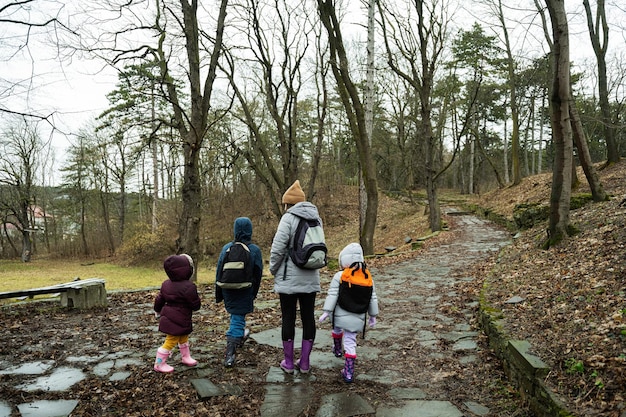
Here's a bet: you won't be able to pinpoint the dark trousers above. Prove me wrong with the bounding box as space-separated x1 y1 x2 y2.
279 292 317 341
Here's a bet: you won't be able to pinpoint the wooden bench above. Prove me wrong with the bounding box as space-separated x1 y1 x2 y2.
0 278 107 309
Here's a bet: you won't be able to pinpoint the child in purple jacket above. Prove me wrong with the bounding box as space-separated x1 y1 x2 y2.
153 254 202 373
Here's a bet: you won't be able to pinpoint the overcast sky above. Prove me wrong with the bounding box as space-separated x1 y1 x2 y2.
1 0 623 185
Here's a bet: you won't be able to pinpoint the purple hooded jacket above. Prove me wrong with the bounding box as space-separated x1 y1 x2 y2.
154 254 201 336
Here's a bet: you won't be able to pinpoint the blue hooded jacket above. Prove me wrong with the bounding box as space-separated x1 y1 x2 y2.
215 217 263 315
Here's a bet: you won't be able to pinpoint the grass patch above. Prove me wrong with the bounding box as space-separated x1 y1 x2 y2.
0 259 218 292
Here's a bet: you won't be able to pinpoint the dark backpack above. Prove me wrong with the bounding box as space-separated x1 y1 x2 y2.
289 217 327 269
217 242 253 289
337 262 373 314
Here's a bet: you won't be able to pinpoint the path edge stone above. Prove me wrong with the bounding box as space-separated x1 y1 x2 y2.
478 295 577 417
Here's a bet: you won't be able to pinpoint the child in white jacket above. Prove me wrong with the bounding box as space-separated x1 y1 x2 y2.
319 242 379 382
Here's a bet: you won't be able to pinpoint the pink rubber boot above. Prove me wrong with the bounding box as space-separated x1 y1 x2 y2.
154 348 175 373
179 342 198 367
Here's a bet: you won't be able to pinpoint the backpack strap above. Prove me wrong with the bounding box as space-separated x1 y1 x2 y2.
346 261 370 339
347 262 369 280
362 311 368 340
283 213 302 279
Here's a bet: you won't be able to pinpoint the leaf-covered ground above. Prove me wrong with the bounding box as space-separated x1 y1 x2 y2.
471 161 626 416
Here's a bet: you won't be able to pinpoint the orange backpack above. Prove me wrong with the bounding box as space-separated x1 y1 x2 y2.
337 262 373 314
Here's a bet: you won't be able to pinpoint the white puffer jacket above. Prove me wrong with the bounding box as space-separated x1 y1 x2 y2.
322 243 379 333
270 202 322 294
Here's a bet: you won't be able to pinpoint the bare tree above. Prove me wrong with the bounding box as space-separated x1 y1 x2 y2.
308 17 331 201
544 0 573 248
0 0 75 123
479 0 522 185
535 0 607 202
378 0 450 231
221 0 318 214
77 0 229 271
317 0 379 255
0 119 48 261
583 0 620 165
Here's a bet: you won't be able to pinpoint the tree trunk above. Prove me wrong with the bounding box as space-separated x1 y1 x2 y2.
360 0 376 238
80 199 89 256
318 0 379 255
495 0 522 185
545 0 573 248
177 136 202 265
583 0 619 164
158 0 227 275
569 93 608 201
473 127 505 188
425 133 441 231
100 189 116 254
308 30 329 202
538 92 545 173
469 134 474 194
151 80 159 233
503 114 510 183
21 230 32 263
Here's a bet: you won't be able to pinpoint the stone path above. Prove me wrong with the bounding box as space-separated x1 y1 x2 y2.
0 210 514 416
246 210 512 417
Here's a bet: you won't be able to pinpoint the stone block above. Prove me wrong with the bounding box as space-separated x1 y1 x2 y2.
61 281 107 309
507 340 549 378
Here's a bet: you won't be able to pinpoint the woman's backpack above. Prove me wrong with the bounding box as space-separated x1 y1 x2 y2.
289 216 327 269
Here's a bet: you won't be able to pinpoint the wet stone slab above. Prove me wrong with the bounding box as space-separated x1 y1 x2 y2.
91 356 144 378
459 354 478 364
388 387 427 400
17 399 78 417
315 392 375 417
416 330 437 342
191 378 242 399
358 368 405 384
376 400 463 417
464 401 490 416
0 360 55 376
65 355 105 364
440 331 479 342
452 339 478 351
92 360 116 377
109 371 131 382
0 401 11 417
260 383 315 417
17 367 86 392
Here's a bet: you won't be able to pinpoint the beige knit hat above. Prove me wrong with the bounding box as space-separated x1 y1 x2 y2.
282 180 306 204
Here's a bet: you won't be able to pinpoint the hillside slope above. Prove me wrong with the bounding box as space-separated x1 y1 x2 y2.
470 162 626 417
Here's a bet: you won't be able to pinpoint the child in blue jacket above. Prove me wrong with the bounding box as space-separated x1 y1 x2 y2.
215 217 263 367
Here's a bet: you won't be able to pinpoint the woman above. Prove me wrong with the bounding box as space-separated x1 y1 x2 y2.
269 180 323 374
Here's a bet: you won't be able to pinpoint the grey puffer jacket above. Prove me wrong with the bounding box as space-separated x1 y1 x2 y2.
322 243 379 333
269 202 322 294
